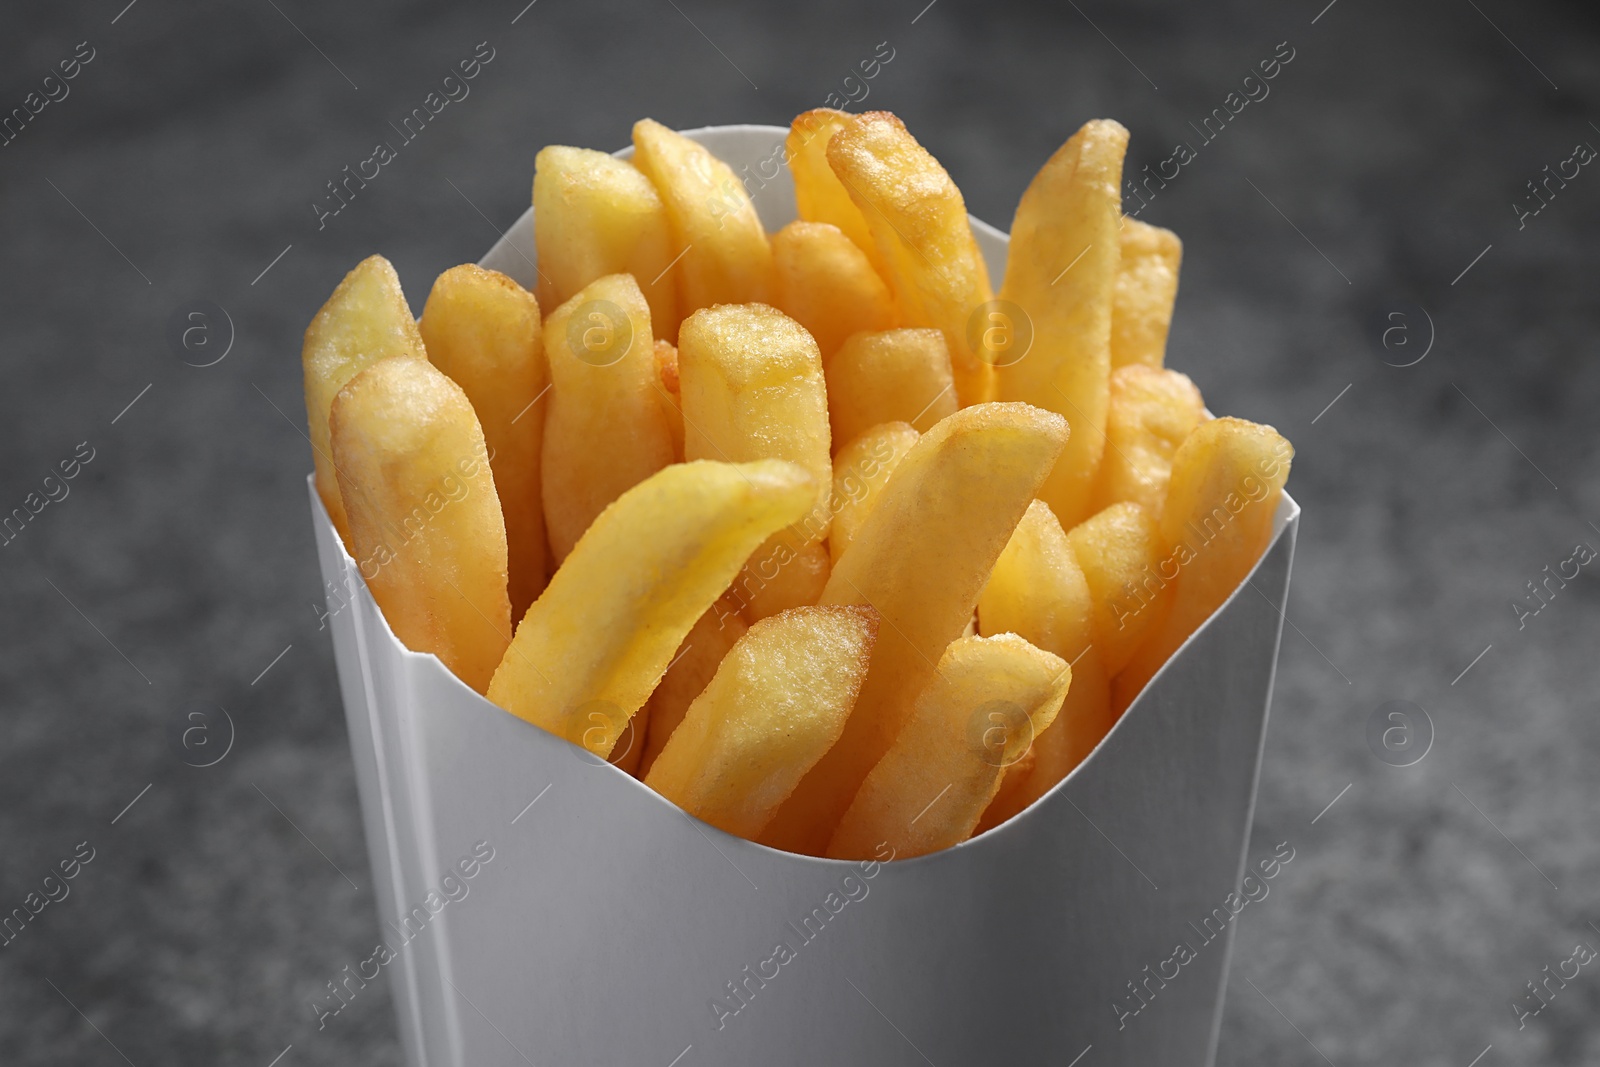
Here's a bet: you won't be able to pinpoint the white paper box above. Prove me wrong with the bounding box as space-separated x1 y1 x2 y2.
309 125 1300 1067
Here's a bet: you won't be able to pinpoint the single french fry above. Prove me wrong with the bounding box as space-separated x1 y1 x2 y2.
733 539 832 623
996 120 1128 529
419 264 548 623
1091 365 1206 518
533 146 680 340
1068 501 1164 677
828 422 919 566
303 255 427 546
761 402 1068 855
825 328 957 446
631 119 774 317
1113 418 1293 708
638 600 748 777
827 112 995 406
486 459 815 756
787 108 887 278
653 338 685 461
1111 218 1182 369
541 273 675 561
827 633 1070 860
646 606 879 838
772 221 895 360
330 357 509 693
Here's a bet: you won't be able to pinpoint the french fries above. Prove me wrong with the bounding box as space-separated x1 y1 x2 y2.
541 273 675 561
303 255 427 546
772 221 895 358
827 112 996 406
652 338 686 460
419 264 548 623
1111 218 1182 369
1091 364 1206 518
639 601 747 777
646 606 878 837
996 120 1129 529
1068 501 1164 677
825 328 958 446
828 422 918 566
787 108 887 279
827 633 1070 860
330 357 509 693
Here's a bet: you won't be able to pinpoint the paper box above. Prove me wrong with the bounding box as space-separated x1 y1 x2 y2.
309 125 1300 1066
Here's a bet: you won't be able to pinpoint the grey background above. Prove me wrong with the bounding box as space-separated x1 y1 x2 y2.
1 0 1596 1064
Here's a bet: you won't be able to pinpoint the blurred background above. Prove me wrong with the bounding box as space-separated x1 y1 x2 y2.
2 0 1597 1063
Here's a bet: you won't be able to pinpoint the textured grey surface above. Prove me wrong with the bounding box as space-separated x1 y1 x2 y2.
0 0 1595 1064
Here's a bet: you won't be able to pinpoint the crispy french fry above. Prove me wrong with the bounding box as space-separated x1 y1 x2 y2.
533 146 680 340
646 606 878 837
1068 501 1164 677
638 600 747 777
419 264 548 623
330 357 509 693
1113 418 1292 708
303 255 427 546
787 108 887 278
827 112 995 406
976 499 1115 828
631 119 774 317
1091 365 1205 518
762 402 1068 855
828 421 919 566
486 459 815 756
825 328 957 446
653 338 685 461
772 221 895 359
996 120 1128 529
541 273 675 561
1111 217 1182 370
827 633 1070 860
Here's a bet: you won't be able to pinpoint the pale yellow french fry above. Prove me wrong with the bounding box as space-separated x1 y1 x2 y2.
827 633 1070 860
653 338 685 461
638 600 748 777
541 273 675 562
1113 418 1293 708
303 255 427 547
772 221 895 359
975 499 1115 828
825 328 956 446
787 108 887 278
762 402 1068 855
996 120 1128 529
631 119 774 317
1068 501 1164 677
827 112 995 406
331 357 509 694
646 606 878 838
532 146 680 340
419 264 548 623
828 422 919 566
1111 218 1182 369
1091 364 1206 518
486 459 815 756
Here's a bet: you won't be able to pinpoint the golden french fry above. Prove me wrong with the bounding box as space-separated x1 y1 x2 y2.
541 273 675 561
978 742 1038 834
827 112 995 406
303 255 427 546
631 119 773 317
762 402 1068 855
1111 218 1182 369
486 459 815 756
638 600 748 777
1091 364 1206 518
827 633 1070 860
828 421 919 566
532 146 680 340
772 221 895 359
996 120 1129 529
646 606 878 838
787 108 887 278
1113 418 1293 708
733 539 832 623
653 338 685 461
825 328 956 446
1068 501 1164 676
419 264 548 623
331 357 509 693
